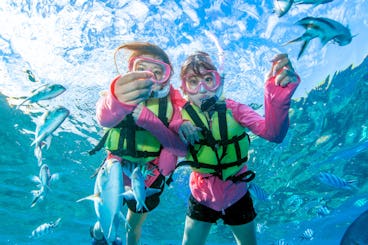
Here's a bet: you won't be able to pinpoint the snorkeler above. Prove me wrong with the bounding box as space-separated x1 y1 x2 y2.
90 42 187 245
175 51 300 245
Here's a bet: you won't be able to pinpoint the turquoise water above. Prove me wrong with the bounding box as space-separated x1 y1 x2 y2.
1 1 368 244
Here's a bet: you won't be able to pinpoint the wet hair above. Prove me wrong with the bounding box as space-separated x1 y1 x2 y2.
114 42 173 75
180 51 217 80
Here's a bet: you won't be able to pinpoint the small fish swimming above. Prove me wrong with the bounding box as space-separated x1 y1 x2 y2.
77 159 125 242
340 209 368 244
300 228 314 240
25 69 38 83
30 218 61 238
318 172 357 190
248 183 270 201
286 17 353 59
122 167 161 212
30 164 59 207
32 106 69 166
16 84 66 109
273 0 294 17
294 0 334 5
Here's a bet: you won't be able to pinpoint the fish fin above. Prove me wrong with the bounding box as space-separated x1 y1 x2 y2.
297 40 310 59
51 173 60 182
121 191 135 200
31 176 41 184
76 193 101 203
16 99 29 109
145 188 161 197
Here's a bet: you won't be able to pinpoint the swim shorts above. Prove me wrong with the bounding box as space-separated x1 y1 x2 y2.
186 191 257 225
125 173 165 213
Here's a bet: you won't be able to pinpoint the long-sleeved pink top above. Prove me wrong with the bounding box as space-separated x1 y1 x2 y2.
175 76 300 212
95 75 187 186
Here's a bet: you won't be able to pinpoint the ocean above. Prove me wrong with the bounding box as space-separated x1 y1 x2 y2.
1 1 367 244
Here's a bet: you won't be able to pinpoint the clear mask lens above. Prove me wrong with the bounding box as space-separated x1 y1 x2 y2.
183 70 221 94
129 57 171 84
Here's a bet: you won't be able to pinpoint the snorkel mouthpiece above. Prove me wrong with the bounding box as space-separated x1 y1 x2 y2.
200 96 218 112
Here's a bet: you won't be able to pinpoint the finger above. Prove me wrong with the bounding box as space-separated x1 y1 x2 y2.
122 71 154 83
178 130 188 145
116 88 152 104
270 53 288 63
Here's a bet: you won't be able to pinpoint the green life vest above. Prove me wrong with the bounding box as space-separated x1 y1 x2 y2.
90 96 173 164
181 101 251 180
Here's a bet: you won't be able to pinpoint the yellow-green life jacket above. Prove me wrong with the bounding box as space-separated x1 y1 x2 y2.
181 101 250 180
98 96 173 163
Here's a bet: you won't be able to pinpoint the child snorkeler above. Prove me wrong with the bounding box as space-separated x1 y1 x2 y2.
175 51 300 245
90 42 187 245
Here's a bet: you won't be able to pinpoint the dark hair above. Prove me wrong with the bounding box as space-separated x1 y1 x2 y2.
180 51 217 80
114 42 173 75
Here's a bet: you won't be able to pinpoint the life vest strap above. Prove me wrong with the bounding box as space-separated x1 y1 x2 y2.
227 170 256 183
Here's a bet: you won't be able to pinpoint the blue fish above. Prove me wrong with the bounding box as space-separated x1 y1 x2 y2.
16 84 66 109
340 209 368 244
32 106 69 166
248 183 270 201
274 0 294 17
286 17 353 59
30 164 59 207
122 167 161 212
300 228 314 240
77 159 125 242
294 0 334 6
318 172 357 190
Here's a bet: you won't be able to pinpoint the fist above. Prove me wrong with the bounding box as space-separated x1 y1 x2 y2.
114 71 154 105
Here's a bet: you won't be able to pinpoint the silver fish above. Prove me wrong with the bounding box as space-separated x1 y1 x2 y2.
318 172 357 190
286 17 353 59
122 167 161 212
274 0 294 17
341 209 368 244
77 159 124 242
16 84 66 109
30 218 61 238
30 164 59 207
32 106 69 166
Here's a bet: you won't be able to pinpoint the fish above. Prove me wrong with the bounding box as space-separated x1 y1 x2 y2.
122 167 161 212
32 106 69 166
30 164 59 207
25 69 38 83
248 183 270 201
273 0 294 17
340 209 368 244
300 228 314 240
286 17 353 59
77 159 125 242
318 172 357 190
16 84 66 109
294 0 334 6
30 218 61 238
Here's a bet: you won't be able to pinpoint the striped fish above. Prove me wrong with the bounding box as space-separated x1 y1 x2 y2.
318 172 357 190
30 218 61 238
300 228 314 240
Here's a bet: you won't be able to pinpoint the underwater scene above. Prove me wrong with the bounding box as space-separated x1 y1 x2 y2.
0 0 367 244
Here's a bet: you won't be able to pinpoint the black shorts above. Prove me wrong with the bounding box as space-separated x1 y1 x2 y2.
125 174 165 213
187 191 257 225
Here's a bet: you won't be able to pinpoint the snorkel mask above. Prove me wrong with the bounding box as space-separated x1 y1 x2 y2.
182 70 221 95
128 56 171 98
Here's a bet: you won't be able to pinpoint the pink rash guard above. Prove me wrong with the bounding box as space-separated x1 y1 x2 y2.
95 75 187 186
181 76 300 212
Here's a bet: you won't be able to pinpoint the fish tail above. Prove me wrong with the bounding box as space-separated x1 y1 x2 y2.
297 40 310 59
